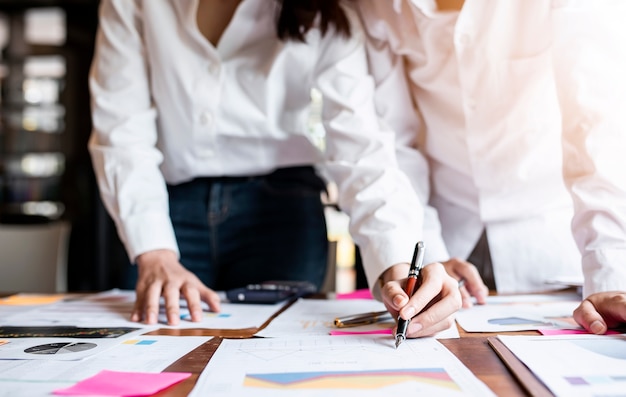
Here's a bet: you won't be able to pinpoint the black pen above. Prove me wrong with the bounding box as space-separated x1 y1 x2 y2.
395 241 425 348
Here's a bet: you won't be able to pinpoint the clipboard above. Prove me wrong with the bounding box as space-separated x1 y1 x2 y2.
487 336 554 397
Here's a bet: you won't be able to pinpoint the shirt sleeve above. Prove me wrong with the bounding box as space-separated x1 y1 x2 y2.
551 1 626 297
312 6 427 299
355 0 450 266
88 0 179 262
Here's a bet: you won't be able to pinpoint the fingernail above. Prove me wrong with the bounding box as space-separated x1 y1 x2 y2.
412 322 423 332
393 294 406 307
590 320 606 334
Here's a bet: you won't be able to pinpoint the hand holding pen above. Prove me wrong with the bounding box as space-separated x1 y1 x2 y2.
395 241 425 348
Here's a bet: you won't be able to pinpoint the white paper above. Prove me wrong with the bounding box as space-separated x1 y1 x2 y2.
257 298 459 339
0 335 210 397
1 290 141 327
189 335 494 397
456 293 581 332
497 334 626 397
256 298 390 337
2 289 287 330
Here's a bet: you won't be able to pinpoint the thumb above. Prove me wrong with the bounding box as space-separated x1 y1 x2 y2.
574 300 607 334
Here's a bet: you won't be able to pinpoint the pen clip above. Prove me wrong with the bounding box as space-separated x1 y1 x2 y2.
409 241 425 276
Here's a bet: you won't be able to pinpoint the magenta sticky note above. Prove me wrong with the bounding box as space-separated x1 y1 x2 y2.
538 328 621 336
53 370 191 396
330 329 393 336
335 289 373 300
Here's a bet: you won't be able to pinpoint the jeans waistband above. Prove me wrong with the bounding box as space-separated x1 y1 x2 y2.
193 166 326 191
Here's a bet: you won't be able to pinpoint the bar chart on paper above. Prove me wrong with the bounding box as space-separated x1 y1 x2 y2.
189 335 495 397
243 368 459 390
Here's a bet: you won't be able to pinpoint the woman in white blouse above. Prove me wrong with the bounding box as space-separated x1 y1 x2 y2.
88 0 462 334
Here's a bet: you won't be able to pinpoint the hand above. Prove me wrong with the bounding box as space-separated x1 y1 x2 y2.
573 292 626 334
131 249 221 325
379 262 462 338
441 258 489 308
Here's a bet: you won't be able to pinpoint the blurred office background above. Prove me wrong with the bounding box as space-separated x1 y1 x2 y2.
0 0 106 293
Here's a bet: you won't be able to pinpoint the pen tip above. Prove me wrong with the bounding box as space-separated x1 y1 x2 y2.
394 335 403 349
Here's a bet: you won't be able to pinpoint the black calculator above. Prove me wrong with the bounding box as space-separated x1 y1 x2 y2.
225 280 317 304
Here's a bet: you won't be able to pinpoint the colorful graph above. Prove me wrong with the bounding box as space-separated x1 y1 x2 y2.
179 312 231 321
123 339 157 345
565 375 626 386
243 368 460 390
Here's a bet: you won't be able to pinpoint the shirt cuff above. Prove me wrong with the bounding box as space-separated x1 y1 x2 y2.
581 248 626 298
119 212 179 263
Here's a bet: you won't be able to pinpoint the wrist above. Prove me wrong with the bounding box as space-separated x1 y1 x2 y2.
136 249 177 266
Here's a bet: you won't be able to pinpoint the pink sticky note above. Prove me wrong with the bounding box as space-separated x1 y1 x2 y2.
335 289 373 300
330 329 393 336
53 370 191 396
538 328 621 336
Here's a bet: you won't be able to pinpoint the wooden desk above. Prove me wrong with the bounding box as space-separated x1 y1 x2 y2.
149 325 539 396
441 330 540 397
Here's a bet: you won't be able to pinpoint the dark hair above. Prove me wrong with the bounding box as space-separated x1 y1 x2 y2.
275 0 352 42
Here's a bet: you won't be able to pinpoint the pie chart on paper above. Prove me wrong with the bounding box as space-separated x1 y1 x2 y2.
24 342 97 355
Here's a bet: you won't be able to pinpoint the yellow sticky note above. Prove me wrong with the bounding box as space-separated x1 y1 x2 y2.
0 293 65 306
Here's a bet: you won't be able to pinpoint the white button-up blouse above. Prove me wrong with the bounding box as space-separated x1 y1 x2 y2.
88 0 424 291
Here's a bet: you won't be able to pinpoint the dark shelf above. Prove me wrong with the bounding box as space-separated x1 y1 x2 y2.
1 0 115 292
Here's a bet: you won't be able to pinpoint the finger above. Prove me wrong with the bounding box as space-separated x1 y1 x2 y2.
398 267 448 321
459 283 474 309
589 293 626 328
162 284 181 326
143 282 164 325
181 285 204 322
198 287 222 314
131 282 147 322
411 287 462 332
454 264 488 305
573 299 607 334
408 314 456 338
380 280 409 313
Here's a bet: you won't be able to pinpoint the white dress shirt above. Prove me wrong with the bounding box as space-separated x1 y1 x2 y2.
88 0 424 293
358 0 626 296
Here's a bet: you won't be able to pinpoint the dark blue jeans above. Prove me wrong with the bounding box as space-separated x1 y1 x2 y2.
126 167 328 291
